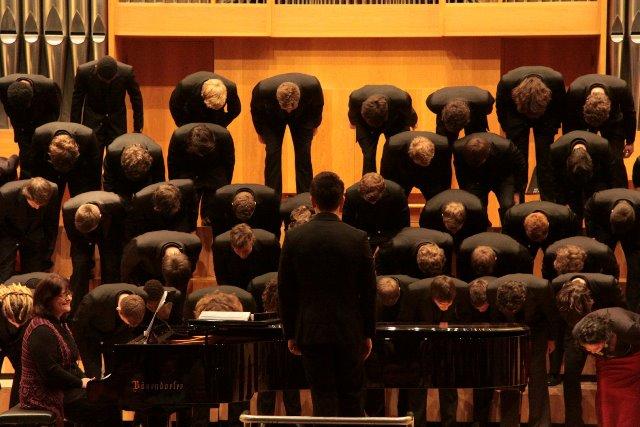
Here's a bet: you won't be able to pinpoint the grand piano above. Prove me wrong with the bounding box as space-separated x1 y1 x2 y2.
88 319 529 412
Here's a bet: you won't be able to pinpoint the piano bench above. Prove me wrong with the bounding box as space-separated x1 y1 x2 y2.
0 405 56 426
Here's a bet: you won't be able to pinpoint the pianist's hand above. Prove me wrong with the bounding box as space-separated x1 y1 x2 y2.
81 378 93 389
547 341 556 354
362 338 373 361
288 339 302 356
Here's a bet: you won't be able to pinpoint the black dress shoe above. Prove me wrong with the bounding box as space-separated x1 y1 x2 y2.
547 373 562 386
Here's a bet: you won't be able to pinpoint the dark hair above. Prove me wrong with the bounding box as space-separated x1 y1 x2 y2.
7 80 33 110
462 137 491 168
143 279 165 302
96 55 118 80
583 92 611 128
161 252 192 289
610 201 636 235
566 146 593 185
153 183 181 217
121 144 153 181
468 278 488 307
574 313 612 345
262 278 279 313
310 171 344 212
557 279 593 326
430 275 456 303
496 280 527 313
511 76 552 119
361 94 389 128
33 273 70 318
442 99 471 133
186 125 216 158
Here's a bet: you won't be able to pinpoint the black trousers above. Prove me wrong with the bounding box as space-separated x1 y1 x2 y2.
16 134 34 179
64 388 122 426
0 235 50 282
599 127 629 189
500 328 550 427
258 390 302 416
261 122 314 195
506 125 555 201
622 243 640 313
464 179 517 222
398 388 458 427
70 239 123 313
299 342 366 417
560 328 588 427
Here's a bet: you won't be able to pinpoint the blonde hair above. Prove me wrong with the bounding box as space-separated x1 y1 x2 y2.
201 79 227 110
0 284 33 326
75 203 101 234
408 136 435 167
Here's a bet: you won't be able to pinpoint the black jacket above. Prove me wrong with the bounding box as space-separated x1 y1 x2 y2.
564 74 636 144
342 179 409 247
487 274 560 338
73 283 146 377
62 191 126 246
348 85 418 138
213 229 280 289
458 232 534 282
168 123 235 194
251 73 323 133
120 231 202 286
0 179 59 262
29 122 102 196
542 236 620 280
426 86 494 139
126 179 198 242
70 60 143 141
374 275 419 323
585 188 640 249
549 130 619 204
170 71 241 128
185 285 256 319
502 201 581 255
496 66 565 134
278 212 377 345
380 130 452 198
4 272 50 288
551 273 626 325
453 132 527 192
375 227 454 278
210 184 281 238
0 74 61 145
103 133 165 199
419 189 490 245
396 276 472 323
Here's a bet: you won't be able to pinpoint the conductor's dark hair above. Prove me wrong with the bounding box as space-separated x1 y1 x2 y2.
310 171 344 212
7 81 33 110
186 124 216 158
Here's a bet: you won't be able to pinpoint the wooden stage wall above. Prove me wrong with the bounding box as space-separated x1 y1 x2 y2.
116 36 601 205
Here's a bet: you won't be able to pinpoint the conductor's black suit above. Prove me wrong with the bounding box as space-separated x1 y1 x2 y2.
278 212 377 417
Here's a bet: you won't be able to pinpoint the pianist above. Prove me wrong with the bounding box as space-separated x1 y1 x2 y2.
20 274 120 426
573 307 640 427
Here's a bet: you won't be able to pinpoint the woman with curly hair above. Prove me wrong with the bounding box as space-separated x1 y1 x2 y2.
573 307 640 426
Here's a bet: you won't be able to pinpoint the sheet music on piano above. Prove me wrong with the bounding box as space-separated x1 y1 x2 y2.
198 311 252 321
